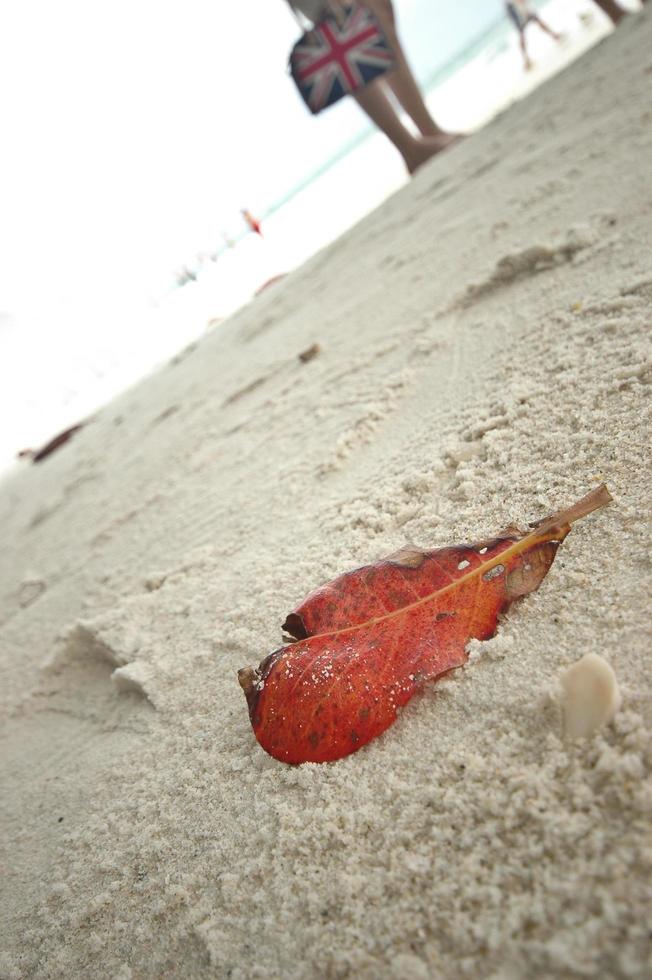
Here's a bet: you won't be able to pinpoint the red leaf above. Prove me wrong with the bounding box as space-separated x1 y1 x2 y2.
238 485 612 764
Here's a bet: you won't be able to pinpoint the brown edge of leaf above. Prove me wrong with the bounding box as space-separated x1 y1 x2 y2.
238 667 258 712
282 613 308 640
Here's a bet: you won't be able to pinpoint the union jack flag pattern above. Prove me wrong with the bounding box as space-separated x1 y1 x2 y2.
290 2 396 115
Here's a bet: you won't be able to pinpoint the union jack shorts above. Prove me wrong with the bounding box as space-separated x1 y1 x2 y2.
289 2 396 115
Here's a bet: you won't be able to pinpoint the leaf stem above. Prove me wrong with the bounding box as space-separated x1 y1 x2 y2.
532 483 612 536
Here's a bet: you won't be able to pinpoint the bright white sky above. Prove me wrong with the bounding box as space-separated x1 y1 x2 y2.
0 0 374 463
1 1 310 306
0 1 505 309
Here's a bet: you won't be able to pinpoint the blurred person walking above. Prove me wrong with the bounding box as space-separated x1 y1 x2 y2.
504 0 562 71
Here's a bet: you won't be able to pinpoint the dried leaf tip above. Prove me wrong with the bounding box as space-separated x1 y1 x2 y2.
238 667 258 711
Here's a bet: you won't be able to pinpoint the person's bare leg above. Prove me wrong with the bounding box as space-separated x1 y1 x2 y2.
591 0 627 23
532 16 562 40
353 79 453 173
364 0 453 138
519 30 533 70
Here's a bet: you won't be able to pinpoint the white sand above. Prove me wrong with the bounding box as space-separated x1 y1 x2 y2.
1 12 651 979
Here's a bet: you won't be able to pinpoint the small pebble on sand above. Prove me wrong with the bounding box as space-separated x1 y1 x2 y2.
560 653 621 739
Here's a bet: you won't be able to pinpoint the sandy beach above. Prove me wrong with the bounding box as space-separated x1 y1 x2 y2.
1 9 651 979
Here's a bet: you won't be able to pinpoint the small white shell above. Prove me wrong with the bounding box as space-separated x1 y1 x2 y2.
560 653 621 738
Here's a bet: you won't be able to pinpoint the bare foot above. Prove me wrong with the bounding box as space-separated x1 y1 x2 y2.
405 132 463 175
